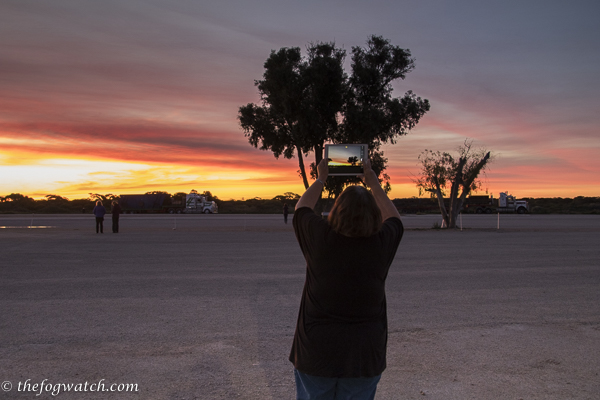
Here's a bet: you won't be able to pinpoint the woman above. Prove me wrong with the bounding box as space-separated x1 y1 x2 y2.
92 200 106 234
111 200 122 233
291 157 403 400
283 203 290 224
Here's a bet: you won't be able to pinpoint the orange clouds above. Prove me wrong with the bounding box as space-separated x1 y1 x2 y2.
2 1 599 201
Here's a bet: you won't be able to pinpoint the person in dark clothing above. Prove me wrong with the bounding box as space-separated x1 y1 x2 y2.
111 200 122 233
291 157 403 400
283 203 289 224
92 200 106 234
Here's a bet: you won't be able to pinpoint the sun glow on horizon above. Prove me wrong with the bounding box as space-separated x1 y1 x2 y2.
2 116 599 202
3 148 599 202
0 150 309 200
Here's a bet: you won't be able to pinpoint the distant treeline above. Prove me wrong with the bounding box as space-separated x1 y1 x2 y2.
391 196 600 215
0 192 303 214
1 193 599 214
523 197 600 214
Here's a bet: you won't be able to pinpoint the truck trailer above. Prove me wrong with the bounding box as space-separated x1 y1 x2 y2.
119 193 171 214
118 192 218 214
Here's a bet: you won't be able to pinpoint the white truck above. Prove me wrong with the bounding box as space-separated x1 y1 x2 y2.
464 192 529 214
184 192 218 214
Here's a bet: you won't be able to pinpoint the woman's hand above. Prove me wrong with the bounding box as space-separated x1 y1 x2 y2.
361 155 401 221
317 159 328 182
361 156 379 189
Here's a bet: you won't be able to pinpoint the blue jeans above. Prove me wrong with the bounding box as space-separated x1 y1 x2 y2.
294 369 381 400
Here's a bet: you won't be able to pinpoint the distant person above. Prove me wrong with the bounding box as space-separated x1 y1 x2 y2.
291 157 403 400
92 200 106 234
283 203 289 224
111 200 122 233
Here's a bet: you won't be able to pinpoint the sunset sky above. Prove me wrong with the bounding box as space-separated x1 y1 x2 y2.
1 0 599 200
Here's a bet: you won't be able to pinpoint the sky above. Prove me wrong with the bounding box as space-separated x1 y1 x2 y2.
1 0 599 200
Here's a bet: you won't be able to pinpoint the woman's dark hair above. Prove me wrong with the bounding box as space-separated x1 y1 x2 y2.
328 185 382 237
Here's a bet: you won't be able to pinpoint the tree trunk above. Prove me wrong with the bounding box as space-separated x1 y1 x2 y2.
448 151 491 229
448 157 467 229
432 178 449 226
314 143 323 165
296 145 310 189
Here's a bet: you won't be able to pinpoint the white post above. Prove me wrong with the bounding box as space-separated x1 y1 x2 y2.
173 217 177 230
30 213 34 228
497 212 500 230
441 219 446 229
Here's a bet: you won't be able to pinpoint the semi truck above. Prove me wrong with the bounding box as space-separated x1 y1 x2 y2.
119 192 218 214
464 192 529 214
184 192 218 214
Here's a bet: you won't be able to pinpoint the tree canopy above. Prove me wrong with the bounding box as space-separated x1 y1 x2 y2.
239 35 429 195
45 194 69 202
1 193 35 203
88 193 117 202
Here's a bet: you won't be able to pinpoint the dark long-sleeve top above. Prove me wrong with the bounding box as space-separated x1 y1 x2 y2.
290 207 403 378
111 204 122 215
92 205 106 218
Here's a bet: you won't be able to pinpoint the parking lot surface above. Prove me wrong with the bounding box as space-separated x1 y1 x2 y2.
1 213 599 399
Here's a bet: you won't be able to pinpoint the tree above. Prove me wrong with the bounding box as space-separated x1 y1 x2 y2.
240 47 310 189
414 140 492 229
0 193 36 212
298 42 348 168
239 43 346 189
173 192 188 202
45 194 69 202
239 35 429 194
272 192 301 202
328 36 429 196
2 193 35 203
88 193 116 202
201 191 220 203
145 191 170 195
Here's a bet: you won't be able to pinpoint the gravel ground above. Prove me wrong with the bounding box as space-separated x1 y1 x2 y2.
1 213 599 399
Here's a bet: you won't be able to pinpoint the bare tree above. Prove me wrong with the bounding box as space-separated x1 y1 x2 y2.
414 140 492 229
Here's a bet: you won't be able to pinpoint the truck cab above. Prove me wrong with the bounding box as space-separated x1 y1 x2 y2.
499 192 529 214
185 193 218 214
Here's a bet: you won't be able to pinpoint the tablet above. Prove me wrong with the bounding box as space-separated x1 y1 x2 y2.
324 144 367 176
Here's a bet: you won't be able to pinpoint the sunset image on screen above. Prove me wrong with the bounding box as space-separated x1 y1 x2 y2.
328 146 363 166
327 145 365 175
